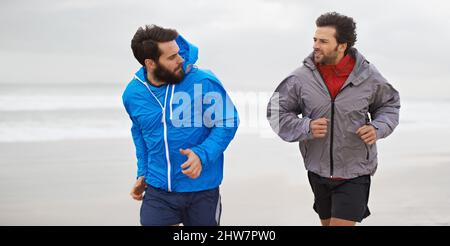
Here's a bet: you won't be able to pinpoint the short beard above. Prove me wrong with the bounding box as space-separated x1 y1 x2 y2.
315 45 339 65
153 62 185 84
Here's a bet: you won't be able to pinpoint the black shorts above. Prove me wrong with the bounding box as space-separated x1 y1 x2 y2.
307 171 371 222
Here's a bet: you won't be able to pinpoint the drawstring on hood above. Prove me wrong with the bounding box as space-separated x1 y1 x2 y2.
170 84 175 120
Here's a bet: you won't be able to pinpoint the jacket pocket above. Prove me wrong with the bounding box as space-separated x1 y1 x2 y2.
347 97 369 113
299 141 308 160
339 144 366 164
364 143 369 160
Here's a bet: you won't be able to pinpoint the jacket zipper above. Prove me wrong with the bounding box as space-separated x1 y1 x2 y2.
330 84 370 167
162 106 172 192
136 76 173 192
312 71 335 177
330 100 335 177
364 144 369 160
364 116 370 160
312 71 353 178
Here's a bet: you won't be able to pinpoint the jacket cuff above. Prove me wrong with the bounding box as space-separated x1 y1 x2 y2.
369 122 384 139
137 168 147 179
302 117 314 141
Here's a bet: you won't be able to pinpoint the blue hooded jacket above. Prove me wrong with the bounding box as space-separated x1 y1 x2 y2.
122 35 239 192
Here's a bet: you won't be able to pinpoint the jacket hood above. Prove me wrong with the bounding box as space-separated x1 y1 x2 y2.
303 48 371 86
134 34 199 81
176 34 198 73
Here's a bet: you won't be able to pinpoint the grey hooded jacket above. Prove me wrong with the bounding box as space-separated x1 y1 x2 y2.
267 48 400 179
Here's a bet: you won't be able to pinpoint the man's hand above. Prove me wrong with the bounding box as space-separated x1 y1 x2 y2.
180 148 202 179
356 125 377 145
130 176 147 201
310 118 329 139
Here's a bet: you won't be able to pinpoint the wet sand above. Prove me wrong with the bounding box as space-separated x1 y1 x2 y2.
1 130 449 225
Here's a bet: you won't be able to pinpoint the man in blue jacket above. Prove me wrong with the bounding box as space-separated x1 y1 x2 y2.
122 25 239 226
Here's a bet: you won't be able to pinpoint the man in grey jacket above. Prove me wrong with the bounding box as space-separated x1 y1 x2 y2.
267 12 400 226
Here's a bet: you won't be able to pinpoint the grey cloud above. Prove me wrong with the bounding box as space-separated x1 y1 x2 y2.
0 0 449 99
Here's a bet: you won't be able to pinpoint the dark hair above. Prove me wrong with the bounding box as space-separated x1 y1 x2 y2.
131 24 178 66
316 12 357 53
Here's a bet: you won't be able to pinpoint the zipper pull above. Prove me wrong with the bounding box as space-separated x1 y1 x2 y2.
161 108 165 123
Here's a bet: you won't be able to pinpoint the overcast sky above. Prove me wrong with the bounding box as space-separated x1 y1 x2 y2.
1 0 449 99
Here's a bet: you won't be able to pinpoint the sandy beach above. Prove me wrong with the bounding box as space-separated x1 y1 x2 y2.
1 127 449 226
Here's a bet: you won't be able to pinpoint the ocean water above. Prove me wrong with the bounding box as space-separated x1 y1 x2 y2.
0 84 129 142
0 84 450 142
1 83 450 143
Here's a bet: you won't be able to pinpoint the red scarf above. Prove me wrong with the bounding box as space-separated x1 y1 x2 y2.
317 54 355 100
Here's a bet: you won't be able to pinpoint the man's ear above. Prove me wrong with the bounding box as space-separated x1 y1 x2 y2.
338 43 347 53
144 58 156 70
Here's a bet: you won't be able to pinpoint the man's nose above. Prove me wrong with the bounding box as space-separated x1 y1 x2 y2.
313 41 320 50
178 55 184 64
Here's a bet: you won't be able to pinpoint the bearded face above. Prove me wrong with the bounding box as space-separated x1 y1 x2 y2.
153 60 185 84
314 44 339 65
